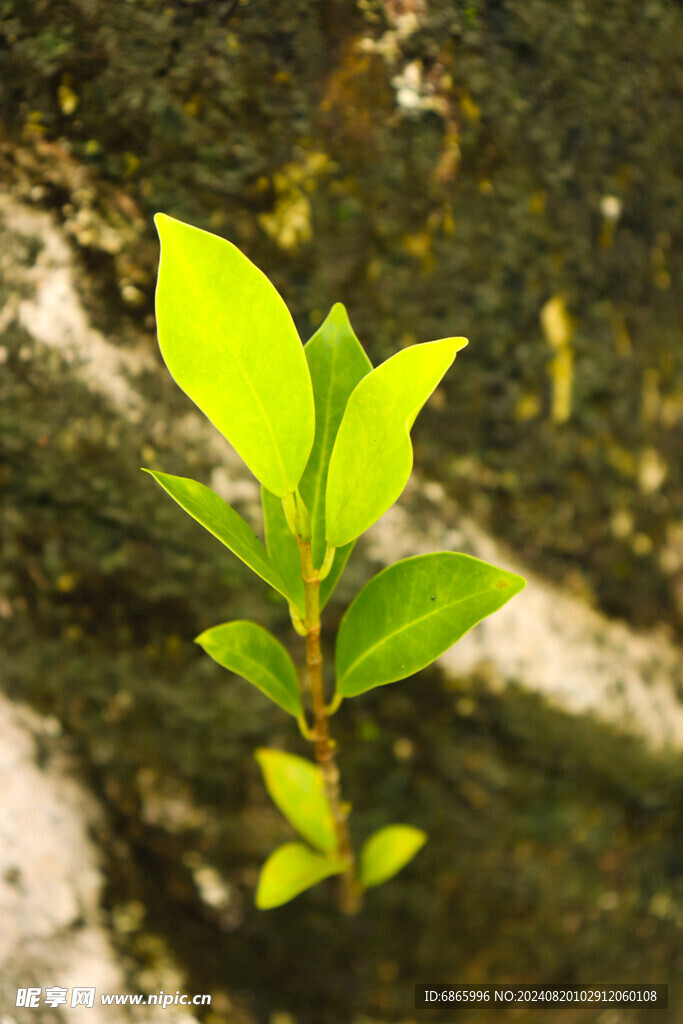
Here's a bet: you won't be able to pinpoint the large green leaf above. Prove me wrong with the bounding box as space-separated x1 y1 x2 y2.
195 620 302 717
144 470 297 605
300 303 372 566
255 748 338 854
359 824 427 889
325 338 467 547
261 486 354 611
336 552 526 697
255 843 346 909
154 214 315 497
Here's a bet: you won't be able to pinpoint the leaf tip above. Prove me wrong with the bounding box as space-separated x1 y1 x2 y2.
399 826 428 855
141 467 167 486
425 335 468 355
414 827 428 848
154 211 199 250
510 571 527 594
329 300 349 320
153 211 172 237
254 747 270 769
446 336 468 354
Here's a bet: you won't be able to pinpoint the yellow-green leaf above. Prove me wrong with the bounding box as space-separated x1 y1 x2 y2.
255 842 346 909
359 824 427 889
300 303 372 566
154 213 315 496
195 620 302 717
144 470 297 605
336 552 526 697
261 485 305 611
325 337 467 547
255 748 337 854
261 485 353 611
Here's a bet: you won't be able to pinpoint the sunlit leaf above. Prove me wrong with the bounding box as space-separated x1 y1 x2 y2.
300 303 372 566
255 748 337 854
359 824 427 889
255 842 346 909
154 213 315 496
144 470 297 605
336 552 526 697
195 620 302 717
261 486 354 611
325 337 467 547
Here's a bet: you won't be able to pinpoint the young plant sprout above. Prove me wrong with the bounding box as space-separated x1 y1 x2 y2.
145 214 526 914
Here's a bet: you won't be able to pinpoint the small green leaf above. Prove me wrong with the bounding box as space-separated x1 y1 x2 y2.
144 470 297 605
325 337 467 547
154 213 315 497
255 842 346 909
319 542 354 608
195 620 302 717
300 303 372 566
336 552 526 697
359 825 427 889
255 748 337 854
261 485 305 610
261 486 354 611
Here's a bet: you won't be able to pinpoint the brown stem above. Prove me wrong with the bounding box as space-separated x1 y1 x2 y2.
297 536 361 915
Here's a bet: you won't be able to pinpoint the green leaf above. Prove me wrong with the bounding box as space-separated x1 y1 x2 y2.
319 542 354 609
144 470 297 605
300 303 372 566
255 748 338 854
359 825 427 889
195 620 302 717
255 842 346 909
261 485 305 611
154 213 315 497
261 486 354 611
336 552 526 697
325 337 467 547
259 306 368 608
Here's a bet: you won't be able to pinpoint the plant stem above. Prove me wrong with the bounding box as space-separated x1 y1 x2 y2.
297 536 361 915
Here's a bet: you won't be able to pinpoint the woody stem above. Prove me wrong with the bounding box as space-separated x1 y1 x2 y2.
297 537 361 915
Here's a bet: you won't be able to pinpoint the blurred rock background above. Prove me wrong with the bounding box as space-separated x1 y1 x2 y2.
0 2 681 1022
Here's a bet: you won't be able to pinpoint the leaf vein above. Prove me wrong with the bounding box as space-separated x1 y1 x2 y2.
341 584 505 681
